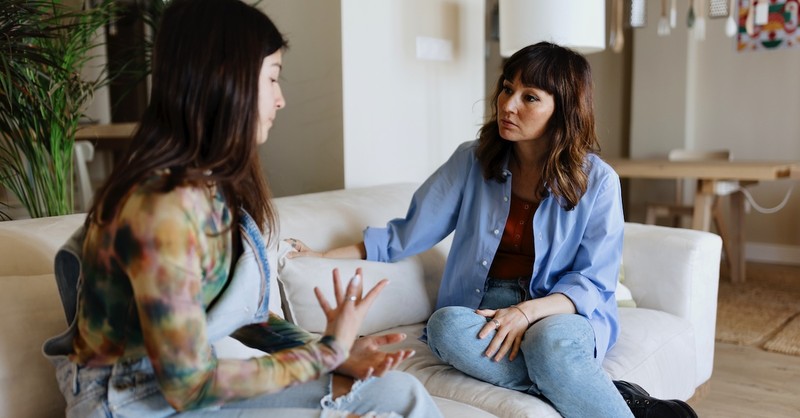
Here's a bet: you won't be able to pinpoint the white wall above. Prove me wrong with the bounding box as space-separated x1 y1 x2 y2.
630 6 800 263
341 0 486 188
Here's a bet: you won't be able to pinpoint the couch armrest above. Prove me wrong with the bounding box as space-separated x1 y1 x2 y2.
0 214 86 276
621 222 722 387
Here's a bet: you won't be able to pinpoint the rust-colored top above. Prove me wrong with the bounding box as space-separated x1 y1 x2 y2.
489 193 537 280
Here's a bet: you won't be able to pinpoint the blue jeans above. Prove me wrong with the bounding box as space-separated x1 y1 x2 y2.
50 355 441 418
426 278 632 418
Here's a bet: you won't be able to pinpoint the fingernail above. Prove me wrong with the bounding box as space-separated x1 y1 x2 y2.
351 274 361 285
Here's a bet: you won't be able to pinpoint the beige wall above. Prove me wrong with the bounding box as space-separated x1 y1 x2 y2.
256 0 345 197
585 0 631 160
630 5 800 263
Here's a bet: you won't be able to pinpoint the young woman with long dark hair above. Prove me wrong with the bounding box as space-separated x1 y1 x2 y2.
43 1 441 416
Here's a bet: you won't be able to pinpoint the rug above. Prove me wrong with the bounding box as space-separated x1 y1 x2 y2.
715 262 800 356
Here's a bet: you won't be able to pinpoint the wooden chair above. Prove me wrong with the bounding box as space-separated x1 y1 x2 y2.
645 148 734 265
73 141 95 212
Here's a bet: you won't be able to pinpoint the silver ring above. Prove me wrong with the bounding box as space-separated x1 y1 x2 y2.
492 319 500 329
348 296 357 302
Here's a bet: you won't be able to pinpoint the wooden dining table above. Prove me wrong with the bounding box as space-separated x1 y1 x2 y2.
606 158 798 284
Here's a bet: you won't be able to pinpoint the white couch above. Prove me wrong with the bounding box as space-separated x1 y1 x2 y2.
0 183 721 418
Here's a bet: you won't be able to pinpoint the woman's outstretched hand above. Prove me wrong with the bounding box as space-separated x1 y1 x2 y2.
314 268 388 354
284 238 367 260
335 333 415 380
284 238 322 259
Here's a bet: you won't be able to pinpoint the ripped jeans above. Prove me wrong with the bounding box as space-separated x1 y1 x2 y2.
50 354 440 418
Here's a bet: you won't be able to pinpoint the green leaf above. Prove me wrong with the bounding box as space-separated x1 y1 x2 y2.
0 0 118 218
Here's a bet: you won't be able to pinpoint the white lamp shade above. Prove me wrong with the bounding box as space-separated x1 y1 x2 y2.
499 0 606 57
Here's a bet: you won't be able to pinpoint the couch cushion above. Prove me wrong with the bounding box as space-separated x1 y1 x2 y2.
603 307 697 400
432 396 499 417
0 274 66 418
277 248 434 335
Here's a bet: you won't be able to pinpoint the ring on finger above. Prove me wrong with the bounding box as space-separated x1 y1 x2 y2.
492 319 500 329
348 295 357 302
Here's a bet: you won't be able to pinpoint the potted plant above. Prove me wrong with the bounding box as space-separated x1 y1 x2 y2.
0 0 114 218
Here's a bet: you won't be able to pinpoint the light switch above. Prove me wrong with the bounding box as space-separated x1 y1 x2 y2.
416 36 453 62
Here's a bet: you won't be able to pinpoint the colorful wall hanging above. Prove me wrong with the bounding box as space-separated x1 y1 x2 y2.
737 0 800 51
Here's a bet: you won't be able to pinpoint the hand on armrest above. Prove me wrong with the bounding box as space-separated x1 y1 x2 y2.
285 238 366 260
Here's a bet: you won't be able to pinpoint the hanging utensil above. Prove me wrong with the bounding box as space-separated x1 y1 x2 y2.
745 0 756 36
671 0 678 28
708 0 730 18
630 0 647 28
695 0 707 40
610 0 625 52
688 0 696 28
659 0 672 35
725 0 738 36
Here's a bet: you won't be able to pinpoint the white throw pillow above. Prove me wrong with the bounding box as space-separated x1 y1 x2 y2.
616 260 636 308
276 246 434 335
615 282 635 307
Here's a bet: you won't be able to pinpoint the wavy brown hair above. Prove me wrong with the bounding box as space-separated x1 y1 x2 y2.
86 0 287 240
477 42 599 210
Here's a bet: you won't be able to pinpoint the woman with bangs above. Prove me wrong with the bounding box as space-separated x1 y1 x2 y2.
290 42 696 418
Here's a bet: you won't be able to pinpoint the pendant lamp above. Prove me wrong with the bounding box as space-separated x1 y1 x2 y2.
499 0 606 57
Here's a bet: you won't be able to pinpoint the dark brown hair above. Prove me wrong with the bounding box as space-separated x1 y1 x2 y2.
87 0 288 239
477 41 599 210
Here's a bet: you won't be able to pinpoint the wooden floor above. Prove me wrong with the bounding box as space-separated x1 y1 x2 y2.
687 262 800 417
688 342 800 417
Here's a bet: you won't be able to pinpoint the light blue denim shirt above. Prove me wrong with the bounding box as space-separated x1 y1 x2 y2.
363 140 624 361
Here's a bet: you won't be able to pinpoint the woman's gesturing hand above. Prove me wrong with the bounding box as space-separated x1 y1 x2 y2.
335 333 415 380
314 268 388 353
475 305 531 362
